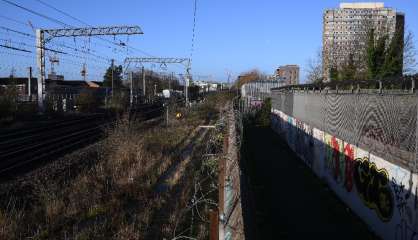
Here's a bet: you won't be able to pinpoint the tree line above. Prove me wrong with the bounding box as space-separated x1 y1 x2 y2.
307 29 417 83
102 65 182 95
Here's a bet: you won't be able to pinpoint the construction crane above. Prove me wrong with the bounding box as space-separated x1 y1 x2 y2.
36 25 143 110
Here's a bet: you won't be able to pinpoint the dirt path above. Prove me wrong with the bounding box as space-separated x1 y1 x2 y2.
154 127 209 193
241 126 378 240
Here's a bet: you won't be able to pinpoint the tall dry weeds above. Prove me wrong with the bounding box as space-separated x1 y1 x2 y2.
0 92 233 239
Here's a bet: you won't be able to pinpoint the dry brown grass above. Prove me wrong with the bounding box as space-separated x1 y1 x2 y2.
0 92 233 239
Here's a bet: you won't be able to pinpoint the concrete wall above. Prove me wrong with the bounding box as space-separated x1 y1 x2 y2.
271 108 418 240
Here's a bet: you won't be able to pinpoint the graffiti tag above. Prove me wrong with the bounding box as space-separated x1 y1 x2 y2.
354 157 394 222
343 144 355 192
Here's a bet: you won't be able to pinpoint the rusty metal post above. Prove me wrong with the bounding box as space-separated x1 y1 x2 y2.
209 209 219 240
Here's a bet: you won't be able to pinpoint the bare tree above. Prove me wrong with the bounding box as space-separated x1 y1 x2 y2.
305 49 323 83
404 30 417 75
235 69 268 88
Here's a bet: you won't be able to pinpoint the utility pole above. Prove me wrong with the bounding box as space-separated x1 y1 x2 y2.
124 57 190 103
36 29 45 111
28 66 32 100
169 72 174 90
185 59 192 106
185 76 189 105
142 66 146 97
81 63 87 81
130 71 133 107
36 25 143 111
111 59 115 98
165 103 169 126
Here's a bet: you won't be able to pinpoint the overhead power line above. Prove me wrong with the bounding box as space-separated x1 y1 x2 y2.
0 26 34 37
0 25 112 62
0 44 31 52
189 0 198 71
1 0 71 27
31 0 183 65
0 14 31 26
18 0 150 56
6 0 190 72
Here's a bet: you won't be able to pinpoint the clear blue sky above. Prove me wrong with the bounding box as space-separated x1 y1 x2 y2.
0 0 417 82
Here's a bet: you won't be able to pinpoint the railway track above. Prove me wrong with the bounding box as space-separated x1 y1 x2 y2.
0 103 166 178
0 114 110 177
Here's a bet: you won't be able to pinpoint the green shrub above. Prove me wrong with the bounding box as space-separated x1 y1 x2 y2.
255 98 271 127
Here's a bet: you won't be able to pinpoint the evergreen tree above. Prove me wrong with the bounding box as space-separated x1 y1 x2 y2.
366 29 377 80
380 29 404 78
340 54 357 81
103 64 123 88
375 35 388 77
329 66 339 82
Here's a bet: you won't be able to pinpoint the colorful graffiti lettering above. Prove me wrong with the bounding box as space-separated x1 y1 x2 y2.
325 136 345 184
303 124 314 168
354 157 394 222
324 135 333 171
331 137 341 180
344 144 355 192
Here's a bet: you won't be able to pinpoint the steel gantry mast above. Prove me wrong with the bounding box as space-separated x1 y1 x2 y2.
123 57 191 105
36 25 143 110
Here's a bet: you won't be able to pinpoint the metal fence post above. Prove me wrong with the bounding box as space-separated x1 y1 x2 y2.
379 80 383 94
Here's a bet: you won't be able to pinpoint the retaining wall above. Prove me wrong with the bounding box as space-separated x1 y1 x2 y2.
271 91 418 240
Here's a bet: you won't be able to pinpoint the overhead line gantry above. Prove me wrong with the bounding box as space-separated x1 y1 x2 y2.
36 25 143 110
124 57 191 105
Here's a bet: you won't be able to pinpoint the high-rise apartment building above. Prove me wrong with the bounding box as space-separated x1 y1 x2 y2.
275 65 300 85
322 2 404 81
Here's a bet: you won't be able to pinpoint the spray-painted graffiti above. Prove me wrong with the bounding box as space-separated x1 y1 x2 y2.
294 119 314 168
392 169 418 240
271 109 418 240
325 135 345 184
343 143 355 192
354 157 394 222
303 124 314 168
312 128 324 177
392 171 414 221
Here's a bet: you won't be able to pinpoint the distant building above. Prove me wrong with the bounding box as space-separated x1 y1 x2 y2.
0 77 103 98
275 65 300 85
323 2 404 81
240 81 280 99
48 73 64 81
193 80 219 92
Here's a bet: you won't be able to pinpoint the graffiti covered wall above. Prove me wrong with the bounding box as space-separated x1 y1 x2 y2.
271 109 418 240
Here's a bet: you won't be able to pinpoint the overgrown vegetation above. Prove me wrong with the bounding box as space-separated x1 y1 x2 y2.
244 97 272 127
103 64 123 89
0 91 234 239
329 27 406 82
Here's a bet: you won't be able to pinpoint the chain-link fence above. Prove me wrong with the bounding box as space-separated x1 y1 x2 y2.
271 90 418 172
